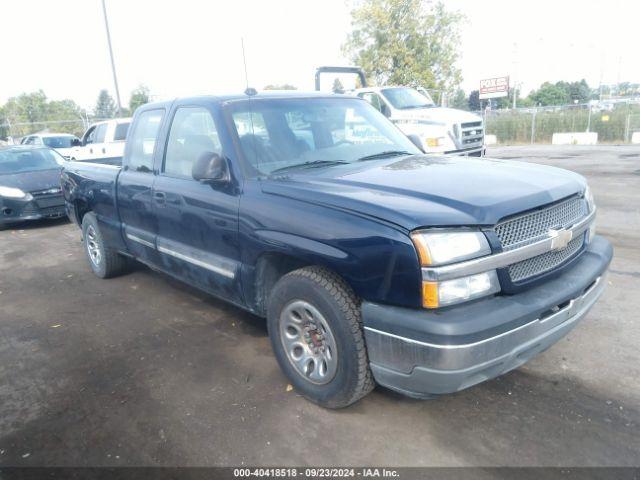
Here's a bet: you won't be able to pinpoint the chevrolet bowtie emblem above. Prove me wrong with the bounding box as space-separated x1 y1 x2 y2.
549 228 573 251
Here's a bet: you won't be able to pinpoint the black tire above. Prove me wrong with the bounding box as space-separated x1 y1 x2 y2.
267 266 374 408
81 212 129 279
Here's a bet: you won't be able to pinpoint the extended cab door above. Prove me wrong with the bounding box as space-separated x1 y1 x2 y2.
152 102 242 302
117 108 165 265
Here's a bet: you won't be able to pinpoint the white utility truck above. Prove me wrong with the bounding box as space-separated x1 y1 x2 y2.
316 66 485 156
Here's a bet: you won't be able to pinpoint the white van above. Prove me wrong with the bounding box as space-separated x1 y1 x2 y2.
70 118 131 162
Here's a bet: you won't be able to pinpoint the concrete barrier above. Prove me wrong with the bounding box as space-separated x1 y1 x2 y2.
484 134 497 145
552 132 598 145
632 132 640 144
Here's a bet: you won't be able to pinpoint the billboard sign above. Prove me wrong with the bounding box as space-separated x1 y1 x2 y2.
480 76 509 99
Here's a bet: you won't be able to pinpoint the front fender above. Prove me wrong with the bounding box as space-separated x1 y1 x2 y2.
239 181 424 311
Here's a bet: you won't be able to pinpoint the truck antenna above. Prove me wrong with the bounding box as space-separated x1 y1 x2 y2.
241 38 256 96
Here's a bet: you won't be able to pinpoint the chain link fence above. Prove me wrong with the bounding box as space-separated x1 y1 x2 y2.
3 103 640 146
480 101 640 145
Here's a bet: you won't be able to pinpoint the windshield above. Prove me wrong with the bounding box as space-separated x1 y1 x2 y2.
228 97 420 176
42 136 76 148
0 148 63 174
381 87 435 109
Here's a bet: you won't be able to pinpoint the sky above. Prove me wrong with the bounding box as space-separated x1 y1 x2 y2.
2 0 638 110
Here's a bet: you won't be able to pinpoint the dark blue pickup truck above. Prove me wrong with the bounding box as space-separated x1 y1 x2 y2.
61 92 612 408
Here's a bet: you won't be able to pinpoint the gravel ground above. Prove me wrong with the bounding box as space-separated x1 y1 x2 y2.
0 145 638 467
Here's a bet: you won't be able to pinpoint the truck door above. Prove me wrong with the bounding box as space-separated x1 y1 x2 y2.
117 108 165 265
152 103 242 302
75 125 97 161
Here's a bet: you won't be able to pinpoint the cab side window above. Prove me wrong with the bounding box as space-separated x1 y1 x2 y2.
128 110 164 173
83 126 97 145
164 107 221 178
94 124 108 143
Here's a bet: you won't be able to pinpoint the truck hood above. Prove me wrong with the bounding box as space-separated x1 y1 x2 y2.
392 107 482 125
0 168 63 193
261 155 586 230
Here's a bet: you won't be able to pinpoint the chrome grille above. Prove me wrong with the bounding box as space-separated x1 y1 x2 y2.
494 196 588 283
496 196 587 250
508 236 584 282
460 121 484 147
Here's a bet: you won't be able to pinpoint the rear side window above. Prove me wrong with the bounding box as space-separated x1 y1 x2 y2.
164 107 221 178
114 122 130 141
127 110 164 173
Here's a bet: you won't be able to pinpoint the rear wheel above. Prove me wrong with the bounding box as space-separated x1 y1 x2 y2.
81 213 129 278
267 266 374 408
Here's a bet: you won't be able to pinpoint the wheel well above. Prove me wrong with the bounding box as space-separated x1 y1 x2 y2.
74 199 90 225
253 253 310 316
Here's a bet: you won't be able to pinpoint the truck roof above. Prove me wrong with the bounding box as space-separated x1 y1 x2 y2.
140 91 356 110
351 86 415 93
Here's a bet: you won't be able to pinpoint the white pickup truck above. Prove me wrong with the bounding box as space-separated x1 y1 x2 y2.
70 118 131 162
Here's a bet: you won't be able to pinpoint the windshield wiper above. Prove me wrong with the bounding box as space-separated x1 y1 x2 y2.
270 160 349 174
357 150 412 162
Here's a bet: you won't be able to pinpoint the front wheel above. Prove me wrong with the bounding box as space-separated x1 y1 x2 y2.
267 266 374 408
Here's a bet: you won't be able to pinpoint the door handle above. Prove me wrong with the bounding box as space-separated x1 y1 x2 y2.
89 148 93 154
153 191 166 204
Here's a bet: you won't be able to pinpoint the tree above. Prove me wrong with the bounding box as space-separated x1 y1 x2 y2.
129 85 150 113
1 91 85 137
94 89 117 118
468 90 480 111
450 89 467 110
263 84 297 90
529 82 570 106
343 0 464 93
332 78 345 94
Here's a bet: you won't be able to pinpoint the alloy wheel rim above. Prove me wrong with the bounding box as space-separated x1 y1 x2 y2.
86 225 102 267
279 300 338 385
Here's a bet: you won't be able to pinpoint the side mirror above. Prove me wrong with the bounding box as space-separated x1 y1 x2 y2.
71 138 81 147
407 134 425 153
192 152 230 184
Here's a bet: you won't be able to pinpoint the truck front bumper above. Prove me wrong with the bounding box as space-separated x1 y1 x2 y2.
362 235 612 399
444 146 485 157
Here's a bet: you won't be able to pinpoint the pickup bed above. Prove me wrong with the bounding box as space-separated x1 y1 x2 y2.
62 92 612 408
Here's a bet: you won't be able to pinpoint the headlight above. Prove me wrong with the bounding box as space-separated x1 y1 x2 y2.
411 230 498 308
423 271 500 308
425 137 445 147
0 186 32 200
584 185 595 212
410 231 491 266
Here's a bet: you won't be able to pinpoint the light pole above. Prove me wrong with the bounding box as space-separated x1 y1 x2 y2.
101 0 122 116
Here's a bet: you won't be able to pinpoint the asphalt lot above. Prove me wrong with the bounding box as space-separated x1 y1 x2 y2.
0 145 638 467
